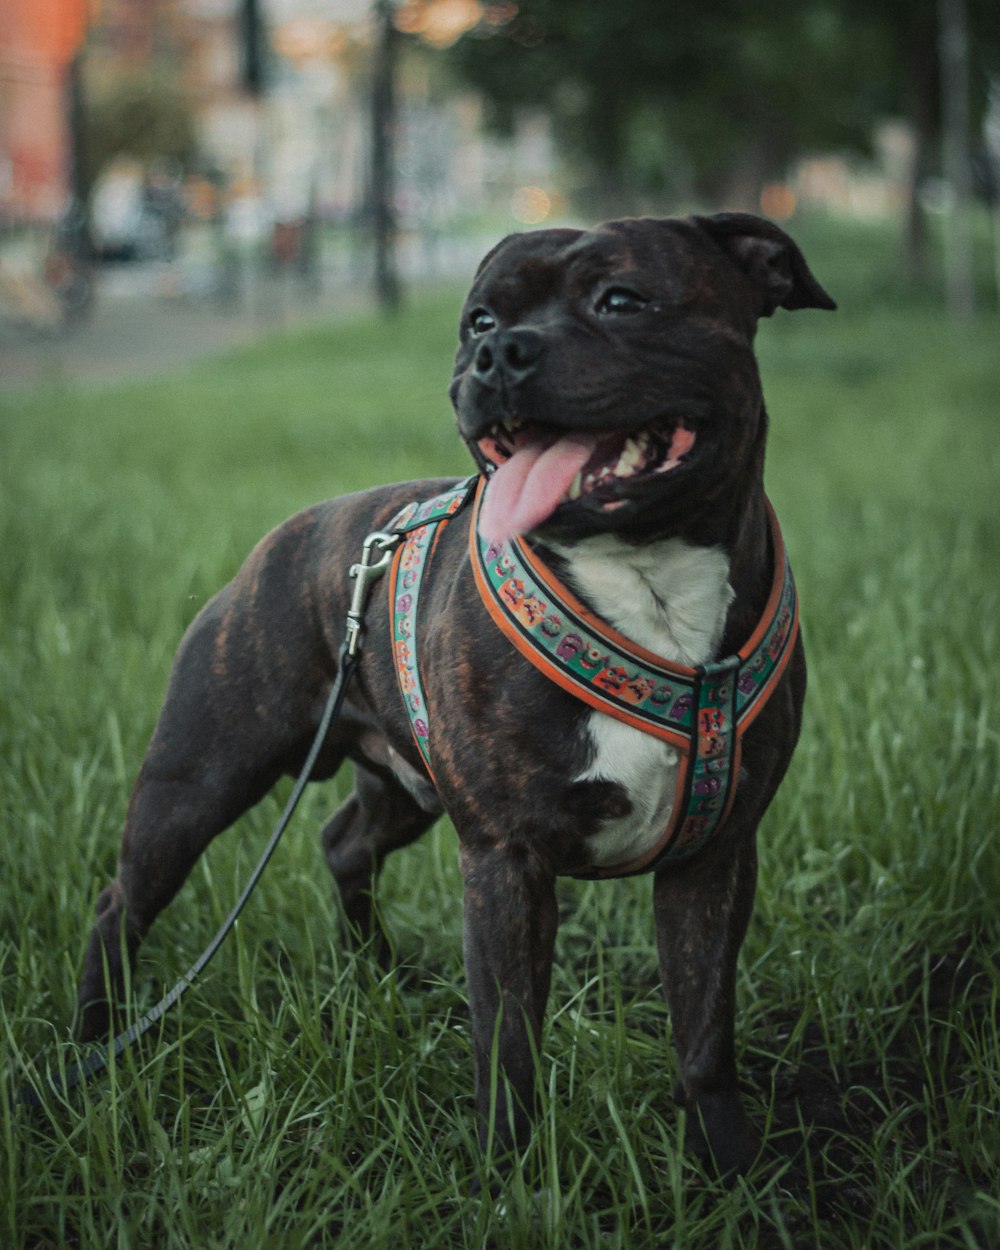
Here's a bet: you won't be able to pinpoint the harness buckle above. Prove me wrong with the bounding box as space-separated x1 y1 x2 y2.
346 529 399 657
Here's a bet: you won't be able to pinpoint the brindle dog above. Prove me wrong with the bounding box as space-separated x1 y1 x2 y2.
77 213 834 1178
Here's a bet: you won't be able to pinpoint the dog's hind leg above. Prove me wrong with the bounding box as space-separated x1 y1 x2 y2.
653 830 760 1179
320 760 439 963
75 575 347 1042
75 732 298 1043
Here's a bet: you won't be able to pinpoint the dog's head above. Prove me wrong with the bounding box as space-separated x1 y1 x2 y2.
450 213 834 545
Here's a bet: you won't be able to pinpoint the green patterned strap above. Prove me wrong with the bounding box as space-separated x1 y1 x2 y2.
386 474 799 875
469 483 799 872
388 478 477 776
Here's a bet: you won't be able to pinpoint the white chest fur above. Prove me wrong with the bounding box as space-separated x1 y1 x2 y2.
550 534 735 868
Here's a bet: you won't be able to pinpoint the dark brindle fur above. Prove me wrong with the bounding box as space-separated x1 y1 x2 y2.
77 213 834 1179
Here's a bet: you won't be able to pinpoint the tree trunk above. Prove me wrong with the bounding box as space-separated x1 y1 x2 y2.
938 0 975 317
371 0 401 313
64 51 93 256
986 83 1000 310
240 0 266 97
904 16 938 282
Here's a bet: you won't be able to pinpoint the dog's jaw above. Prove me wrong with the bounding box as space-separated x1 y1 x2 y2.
472 418 699 544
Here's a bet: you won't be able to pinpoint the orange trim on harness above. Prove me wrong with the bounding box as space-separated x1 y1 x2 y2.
466 478 800 875
386 474 799 877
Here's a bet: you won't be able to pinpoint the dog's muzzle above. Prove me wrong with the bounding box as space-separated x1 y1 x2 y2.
470 416 697 544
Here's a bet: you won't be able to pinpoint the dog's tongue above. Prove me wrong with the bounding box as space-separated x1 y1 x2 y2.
479 433 598 543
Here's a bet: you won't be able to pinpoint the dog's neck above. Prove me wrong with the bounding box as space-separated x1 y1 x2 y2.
539 468 777 669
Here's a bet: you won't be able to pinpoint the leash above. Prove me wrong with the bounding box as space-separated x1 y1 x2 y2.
11 527 400 1110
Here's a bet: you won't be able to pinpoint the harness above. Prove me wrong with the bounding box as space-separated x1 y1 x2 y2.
389 475 799 879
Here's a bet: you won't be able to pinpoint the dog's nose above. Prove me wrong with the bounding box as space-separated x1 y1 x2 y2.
473 327 544 388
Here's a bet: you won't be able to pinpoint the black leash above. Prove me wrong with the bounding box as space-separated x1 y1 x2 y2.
11 527 400 1110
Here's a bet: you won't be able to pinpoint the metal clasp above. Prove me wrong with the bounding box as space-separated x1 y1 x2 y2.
346 530 398 657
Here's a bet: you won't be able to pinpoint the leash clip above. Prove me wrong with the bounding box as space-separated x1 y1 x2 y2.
346 530 399 657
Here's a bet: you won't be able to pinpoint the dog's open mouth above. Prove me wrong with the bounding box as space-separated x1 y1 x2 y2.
474 419 696 543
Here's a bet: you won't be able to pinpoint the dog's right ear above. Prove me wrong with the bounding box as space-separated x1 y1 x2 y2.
695 212 837 316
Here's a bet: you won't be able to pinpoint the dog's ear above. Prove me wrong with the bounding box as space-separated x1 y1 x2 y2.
695 212 837 316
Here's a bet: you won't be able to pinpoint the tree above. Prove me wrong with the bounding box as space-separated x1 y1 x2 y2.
938 0 975 316
372 0 402 311
440 0 1000 243
442 0 887 213
83 76 197 195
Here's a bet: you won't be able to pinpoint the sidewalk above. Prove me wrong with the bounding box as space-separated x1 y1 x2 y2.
0 259 375 391
0 229 494 391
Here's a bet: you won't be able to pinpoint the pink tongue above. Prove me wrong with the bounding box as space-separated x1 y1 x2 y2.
479 433 598 543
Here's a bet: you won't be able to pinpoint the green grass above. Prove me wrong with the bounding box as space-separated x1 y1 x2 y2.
2 215 999 1248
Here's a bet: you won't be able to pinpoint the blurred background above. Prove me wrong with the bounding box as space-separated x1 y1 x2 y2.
2 13 1000 1240
1 0 999 382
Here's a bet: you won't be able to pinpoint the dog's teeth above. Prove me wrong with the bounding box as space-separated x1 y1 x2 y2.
614 437 645 478
567 470 583 500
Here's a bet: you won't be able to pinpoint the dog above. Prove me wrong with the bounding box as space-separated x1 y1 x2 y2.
77 212 834 1179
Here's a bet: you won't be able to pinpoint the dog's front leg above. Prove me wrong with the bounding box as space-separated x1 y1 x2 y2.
460 843 558 1162
653 831 759 1178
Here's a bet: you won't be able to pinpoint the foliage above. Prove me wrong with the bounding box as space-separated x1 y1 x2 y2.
2 220 1000 1246
440 0 1000 210
844 0 1000 133
442 1 882 206
82 76 199 194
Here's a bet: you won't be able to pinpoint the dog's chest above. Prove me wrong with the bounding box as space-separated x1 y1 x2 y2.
552 535 735 869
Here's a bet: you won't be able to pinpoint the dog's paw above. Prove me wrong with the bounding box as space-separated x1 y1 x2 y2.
682 1091 760 1183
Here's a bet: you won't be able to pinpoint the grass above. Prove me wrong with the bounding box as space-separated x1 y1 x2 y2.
1 213 999 1248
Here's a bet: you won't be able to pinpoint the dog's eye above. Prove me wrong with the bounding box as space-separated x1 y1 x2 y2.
468 308 496 336
595 288 648 316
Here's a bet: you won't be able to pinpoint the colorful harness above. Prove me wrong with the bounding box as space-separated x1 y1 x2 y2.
388 475 799 879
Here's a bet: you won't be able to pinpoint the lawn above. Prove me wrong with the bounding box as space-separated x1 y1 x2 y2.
1 214 999 1248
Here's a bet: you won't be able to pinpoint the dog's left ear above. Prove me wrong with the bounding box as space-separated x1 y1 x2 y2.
695 212 837 316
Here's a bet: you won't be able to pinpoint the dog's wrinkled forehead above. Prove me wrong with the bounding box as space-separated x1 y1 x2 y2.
465 215 835 325
468 219 728 319
468 227 585 316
